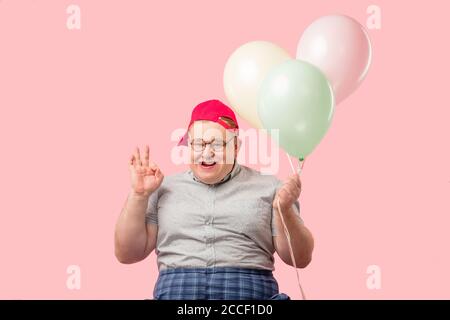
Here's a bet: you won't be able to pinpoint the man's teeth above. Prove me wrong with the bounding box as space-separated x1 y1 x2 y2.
202 161 216 165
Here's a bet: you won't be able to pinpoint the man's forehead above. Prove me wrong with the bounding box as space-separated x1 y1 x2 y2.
189 121 227 138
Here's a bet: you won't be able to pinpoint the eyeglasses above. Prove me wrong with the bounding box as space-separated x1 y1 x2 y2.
189 136 235 152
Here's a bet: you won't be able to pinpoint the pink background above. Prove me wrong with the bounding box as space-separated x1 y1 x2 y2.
0 0 449 299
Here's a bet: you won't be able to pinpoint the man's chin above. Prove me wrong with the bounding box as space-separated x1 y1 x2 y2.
195 169 222 184
197 172 218 182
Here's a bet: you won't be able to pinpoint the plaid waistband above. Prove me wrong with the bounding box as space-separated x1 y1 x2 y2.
154 267 281 300
159 267 274 276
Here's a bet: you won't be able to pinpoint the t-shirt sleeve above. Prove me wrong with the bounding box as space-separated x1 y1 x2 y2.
145 189 159 225
271 181 304 237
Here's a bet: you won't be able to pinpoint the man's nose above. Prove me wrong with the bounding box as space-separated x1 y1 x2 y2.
203 144 214 157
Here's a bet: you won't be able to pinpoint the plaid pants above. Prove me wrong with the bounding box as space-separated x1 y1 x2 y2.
153 267 290 300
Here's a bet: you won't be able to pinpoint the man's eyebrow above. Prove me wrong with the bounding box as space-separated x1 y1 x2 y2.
202 137 217 142
192 136 223 142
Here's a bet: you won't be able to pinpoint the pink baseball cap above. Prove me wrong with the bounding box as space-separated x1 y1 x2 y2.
178 99 239 146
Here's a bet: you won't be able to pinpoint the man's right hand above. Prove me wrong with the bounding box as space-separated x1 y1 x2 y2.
129 145 164 198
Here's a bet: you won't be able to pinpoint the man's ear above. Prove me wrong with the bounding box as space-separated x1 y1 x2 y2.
235 137 241 154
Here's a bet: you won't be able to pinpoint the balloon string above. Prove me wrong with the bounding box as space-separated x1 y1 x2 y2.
297 157 306 174
287 153 296 173
278 154 307 299
286 153 306 174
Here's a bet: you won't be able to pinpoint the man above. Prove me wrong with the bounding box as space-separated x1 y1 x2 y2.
114 99 314 300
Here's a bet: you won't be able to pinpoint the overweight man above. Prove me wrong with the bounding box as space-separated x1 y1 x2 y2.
114 99 314 300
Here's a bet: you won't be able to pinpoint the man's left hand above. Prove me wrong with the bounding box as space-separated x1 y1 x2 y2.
273 173 302 213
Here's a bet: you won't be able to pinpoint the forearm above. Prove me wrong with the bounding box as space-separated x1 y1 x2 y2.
274 206 314 268
114 191 150 263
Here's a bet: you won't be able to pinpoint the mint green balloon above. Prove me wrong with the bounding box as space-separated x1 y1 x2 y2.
258 59 334 159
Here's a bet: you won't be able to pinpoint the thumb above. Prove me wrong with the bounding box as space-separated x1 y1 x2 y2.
155 168 164 182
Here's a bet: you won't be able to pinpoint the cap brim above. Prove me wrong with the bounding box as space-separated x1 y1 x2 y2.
177 131 189 146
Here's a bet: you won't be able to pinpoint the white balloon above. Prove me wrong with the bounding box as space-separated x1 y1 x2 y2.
223 41 291 128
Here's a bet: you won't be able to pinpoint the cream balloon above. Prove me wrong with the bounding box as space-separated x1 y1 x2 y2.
223 41 291 128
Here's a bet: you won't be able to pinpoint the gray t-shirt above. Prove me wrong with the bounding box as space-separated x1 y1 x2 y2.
145 162 302 271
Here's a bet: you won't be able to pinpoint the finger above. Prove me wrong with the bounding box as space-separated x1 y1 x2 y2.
287 181 301 198
278 188 292 205
286 177 301 194
289 173 301 188
282 185 297 201
282 181 299 199
129 154 135 166
291 175 301 195
144 167 155 176
149 161 158 171
288 178 300 190
143 145 150 167
156 168 164 183
134 147 142 167
282 179 296 192
294 174 301 189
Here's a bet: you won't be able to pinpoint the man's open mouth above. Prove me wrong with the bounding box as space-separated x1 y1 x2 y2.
200 161 216 168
